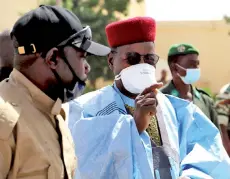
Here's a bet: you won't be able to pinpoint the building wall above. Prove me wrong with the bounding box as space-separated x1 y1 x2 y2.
0 0 40 31
155 20 230 93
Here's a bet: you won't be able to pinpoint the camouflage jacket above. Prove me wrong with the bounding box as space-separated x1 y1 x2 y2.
215 83 230 131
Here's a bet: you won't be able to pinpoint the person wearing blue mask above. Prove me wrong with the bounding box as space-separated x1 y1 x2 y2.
161 43 219 129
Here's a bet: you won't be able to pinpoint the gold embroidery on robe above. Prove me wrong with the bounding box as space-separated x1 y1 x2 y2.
125 104 162 146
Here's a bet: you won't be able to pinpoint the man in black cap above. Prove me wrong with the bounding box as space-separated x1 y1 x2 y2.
0 30 14 81
0 5 110 179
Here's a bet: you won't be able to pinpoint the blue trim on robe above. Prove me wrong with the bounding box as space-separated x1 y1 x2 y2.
68 85 230 179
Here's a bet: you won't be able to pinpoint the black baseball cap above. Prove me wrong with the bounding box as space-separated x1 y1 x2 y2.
11 5 111 56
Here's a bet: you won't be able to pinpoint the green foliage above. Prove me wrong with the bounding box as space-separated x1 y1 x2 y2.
44 0 143 88
42 0 56 6
224 15 230 24
224 15 230 36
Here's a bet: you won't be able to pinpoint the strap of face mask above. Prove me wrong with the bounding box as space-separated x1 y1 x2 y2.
58 48 86 87
114 74 121 81
51 69 65 101
50 48 86 102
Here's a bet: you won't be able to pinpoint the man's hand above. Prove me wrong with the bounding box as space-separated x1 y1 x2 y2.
133 83 163 133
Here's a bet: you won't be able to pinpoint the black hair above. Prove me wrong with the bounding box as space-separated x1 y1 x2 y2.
167 54 188 66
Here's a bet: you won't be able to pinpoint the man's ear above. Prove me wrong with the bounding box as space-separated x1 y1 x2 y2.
45 48 59 69
107 52 114 71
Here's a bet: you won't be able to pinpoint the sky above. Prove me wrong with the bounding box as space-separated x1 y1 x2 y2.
145 0 230 21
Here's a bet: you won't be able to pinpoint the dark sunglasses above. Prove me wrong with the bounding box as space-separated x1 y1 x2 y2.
57 26 92 47
41 26 92 58
112 50 159 66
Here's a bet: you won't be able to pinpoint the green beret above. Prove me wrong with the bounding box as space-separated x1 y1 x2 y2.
168 43 199 57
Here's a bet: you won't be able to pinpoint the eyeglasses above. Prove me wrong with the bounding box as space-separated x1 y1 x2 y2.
112 51 160 66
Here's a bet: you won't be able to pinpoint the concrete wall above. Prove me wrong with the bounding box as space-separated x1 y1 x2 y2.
155 20 230 93
0 0 40 31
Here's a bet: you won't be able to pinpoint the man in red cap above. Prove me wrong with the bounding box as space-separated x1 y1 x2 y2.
69 17 230 179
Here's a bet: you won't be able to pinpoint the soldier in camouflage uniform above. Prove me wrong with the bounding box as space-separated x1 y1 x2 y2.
161 43 219 128
215 83 230 155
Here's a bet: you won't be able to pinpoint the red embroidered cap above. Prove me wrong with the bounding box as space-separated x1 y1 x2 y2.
105 17 156 48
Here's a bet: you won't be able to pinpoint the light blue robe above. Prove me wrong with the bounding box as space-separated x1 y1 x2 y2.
68 85 230 179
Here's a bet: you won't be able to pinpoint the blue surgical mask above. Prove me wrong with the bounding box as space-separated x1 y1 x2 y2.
180 68 201 84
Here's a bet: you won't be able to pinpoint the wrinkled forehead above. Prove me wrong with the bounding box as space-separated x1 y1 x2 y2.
116 42 155 55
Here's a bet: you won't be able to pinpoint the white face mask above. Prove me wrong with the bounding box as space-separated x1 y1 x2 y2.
180 68 201 84
115 63 157 94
